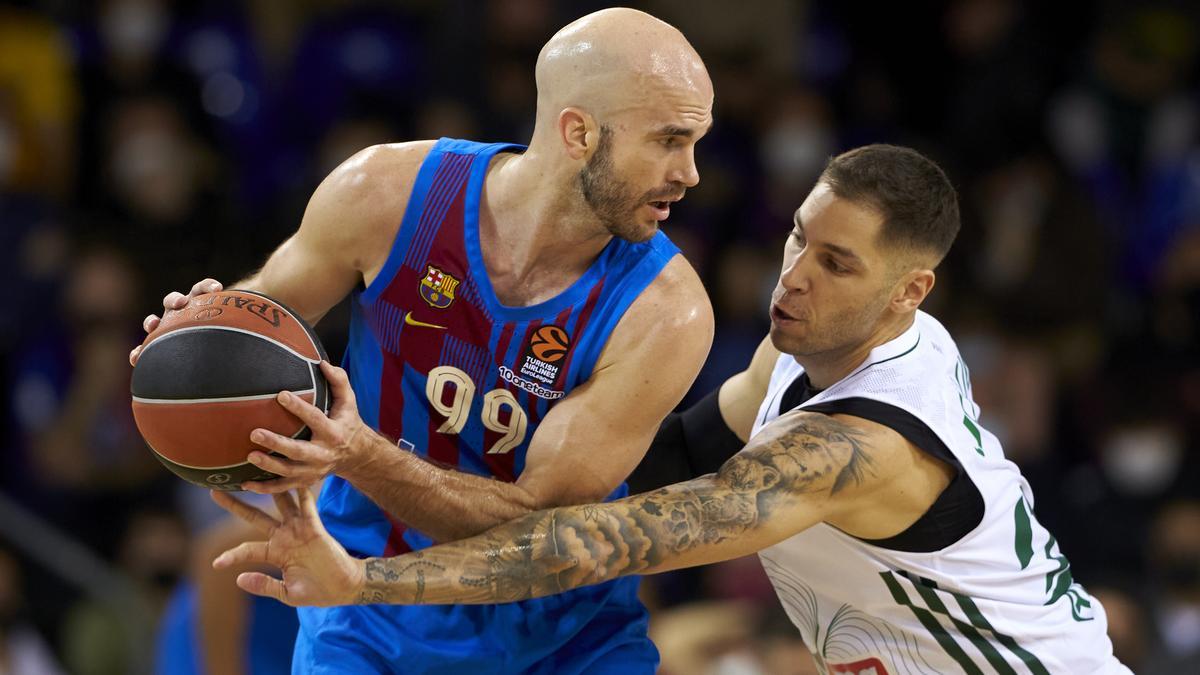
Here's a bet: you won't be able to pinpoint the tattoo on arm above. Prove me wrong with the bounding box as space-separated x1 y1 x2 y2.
358 413 874 605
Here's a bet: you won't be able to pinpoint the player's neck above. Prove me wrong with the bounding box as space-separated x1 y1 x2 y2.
797 313 916 390
482 150 614 276
477 151 613 305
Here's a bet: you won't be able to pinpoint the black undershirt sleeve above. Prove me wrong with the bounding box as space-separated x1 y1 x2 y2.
627 388 745 494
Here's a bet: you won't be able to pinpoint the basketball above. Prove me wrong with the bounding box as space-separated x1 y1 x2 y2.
130 290 330 490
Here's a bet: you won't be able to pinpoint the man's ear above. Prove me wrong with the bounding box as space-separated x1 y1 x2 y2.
891 268 935 312
558 107 598 161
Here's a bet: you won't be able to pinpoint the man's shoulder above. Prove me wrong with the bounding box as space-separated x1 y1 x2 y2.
639 253 707 309
312 139 439 228
331 140 439 198
591 253 713 372
628 253 713 333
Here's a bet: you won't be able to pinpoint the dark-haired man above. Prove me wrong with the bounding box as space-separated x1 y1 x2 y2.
212 145 1130 674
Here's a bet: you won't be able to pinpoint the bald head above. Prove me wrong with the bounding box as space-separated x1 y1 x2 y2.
534 8 711 128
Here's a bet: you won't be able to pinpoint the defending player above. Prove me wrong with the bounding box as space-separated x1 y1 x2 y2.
213 145 1131 674
133 8 714 673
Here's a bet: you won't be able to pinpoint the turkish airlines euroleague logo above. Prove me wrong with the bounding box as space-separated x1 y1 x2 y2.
529 326 570 362
520 325 571 387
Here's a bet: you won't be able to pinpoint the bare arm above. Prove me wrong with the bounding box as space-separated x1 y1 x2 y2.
212 410 890 606
250 255 715 542
718 335 779 442
192 518 265 675
229 145 422 324
355 410 874 604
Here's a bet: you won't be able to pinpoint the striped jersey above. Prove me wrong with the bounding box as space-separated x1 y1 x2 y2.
750 311 1130 675
303 138 678 672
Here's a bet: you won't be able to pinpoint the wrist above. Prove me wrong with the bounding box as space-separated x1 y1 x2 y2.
335 421 377 480
357 557 397 605
349 557 370 605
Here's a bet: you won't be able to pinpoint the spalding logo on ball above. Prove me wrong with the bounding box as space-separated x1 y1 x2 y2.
130 290 331 490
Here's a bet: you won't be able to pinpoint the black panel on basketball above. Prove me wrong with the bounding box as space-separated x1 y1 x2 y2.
309 362 330 415
151 453 278 491
132 329 314 400
131 289 331 491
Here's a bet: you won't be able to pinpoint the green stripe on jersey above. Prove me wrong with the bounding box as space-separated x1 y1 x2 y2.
909 582 1018 674
880 572 983 675
1014 498 1034 570
944 585 1052 675
883 569 1051 672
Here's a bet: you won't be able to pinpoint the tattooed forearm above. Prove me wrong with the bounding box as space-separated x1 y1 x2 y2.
357 412 875 606
742 411 874 496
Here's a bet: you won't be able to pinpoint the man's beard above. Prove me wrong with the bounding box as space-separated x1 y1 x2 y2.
578 127 655 242
772 288 892 359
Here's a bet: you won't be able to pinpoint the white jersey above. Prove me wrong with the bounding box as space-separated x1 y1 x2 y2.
751 311 1128 675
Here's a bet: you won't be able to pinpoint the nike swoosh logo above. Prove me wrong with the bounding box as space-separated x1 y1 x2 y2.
404 312 447 330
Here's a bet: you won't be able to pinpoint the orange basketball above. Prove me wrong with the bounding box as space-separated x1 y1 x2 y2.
130 290 330 490
530 325 570 363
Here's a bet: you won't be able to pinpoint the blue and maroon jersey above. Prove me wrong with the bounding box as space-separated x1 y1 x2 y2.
300 138 678 672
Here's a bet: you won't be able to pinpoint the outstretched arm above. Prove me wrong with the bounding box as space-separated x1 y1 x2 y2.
214 410 878 606
241 255 713 545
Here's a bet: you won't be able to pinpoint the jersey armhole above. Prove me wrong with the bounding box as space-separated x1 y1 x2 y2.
359 142 443 304
801 397 986 553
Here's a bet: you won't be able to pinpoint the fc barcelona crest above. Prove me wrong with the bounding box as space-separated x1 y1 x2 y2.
419 265 460 309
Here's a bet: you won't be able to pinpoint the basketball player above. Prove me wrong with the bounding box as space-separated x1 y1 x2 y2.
211 145 1131 674
132 8 715 673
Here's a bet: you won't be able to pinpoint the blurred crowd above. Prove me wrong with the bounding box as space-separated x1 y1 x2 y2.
0 0 1197 673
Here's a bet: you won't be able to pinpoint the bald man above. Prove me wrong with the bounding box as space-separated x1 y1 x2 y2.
131 8 714 674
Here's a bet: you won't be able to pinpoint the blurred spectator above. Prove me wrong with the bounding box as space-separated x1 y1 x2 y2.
651 601 762 675
25 247 154 490
755 86 837 240
959 330 1056 467
688 243 775 403
283 4 425 147
651 600 819 675
88 92 252 296
0 5 78 198
1046 2 1200 296
0 208 71 353
0 546 66 675
941 0 1055 179
413 97 480 141
6 244 170 561
156 515 297 675
1143 500 1200 673
62 508 186 675
74 0 208 207
1091 584 1151 672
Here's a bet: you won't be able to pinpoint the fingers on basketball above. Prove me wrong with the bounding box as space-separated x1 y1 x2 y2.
319 361 357 413
192 278 222 296
277 391 331 433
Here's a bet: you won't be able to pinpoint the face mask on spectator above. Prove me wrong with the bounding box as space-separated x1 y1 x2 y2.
1101 425 1183 496
101 0 167 63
